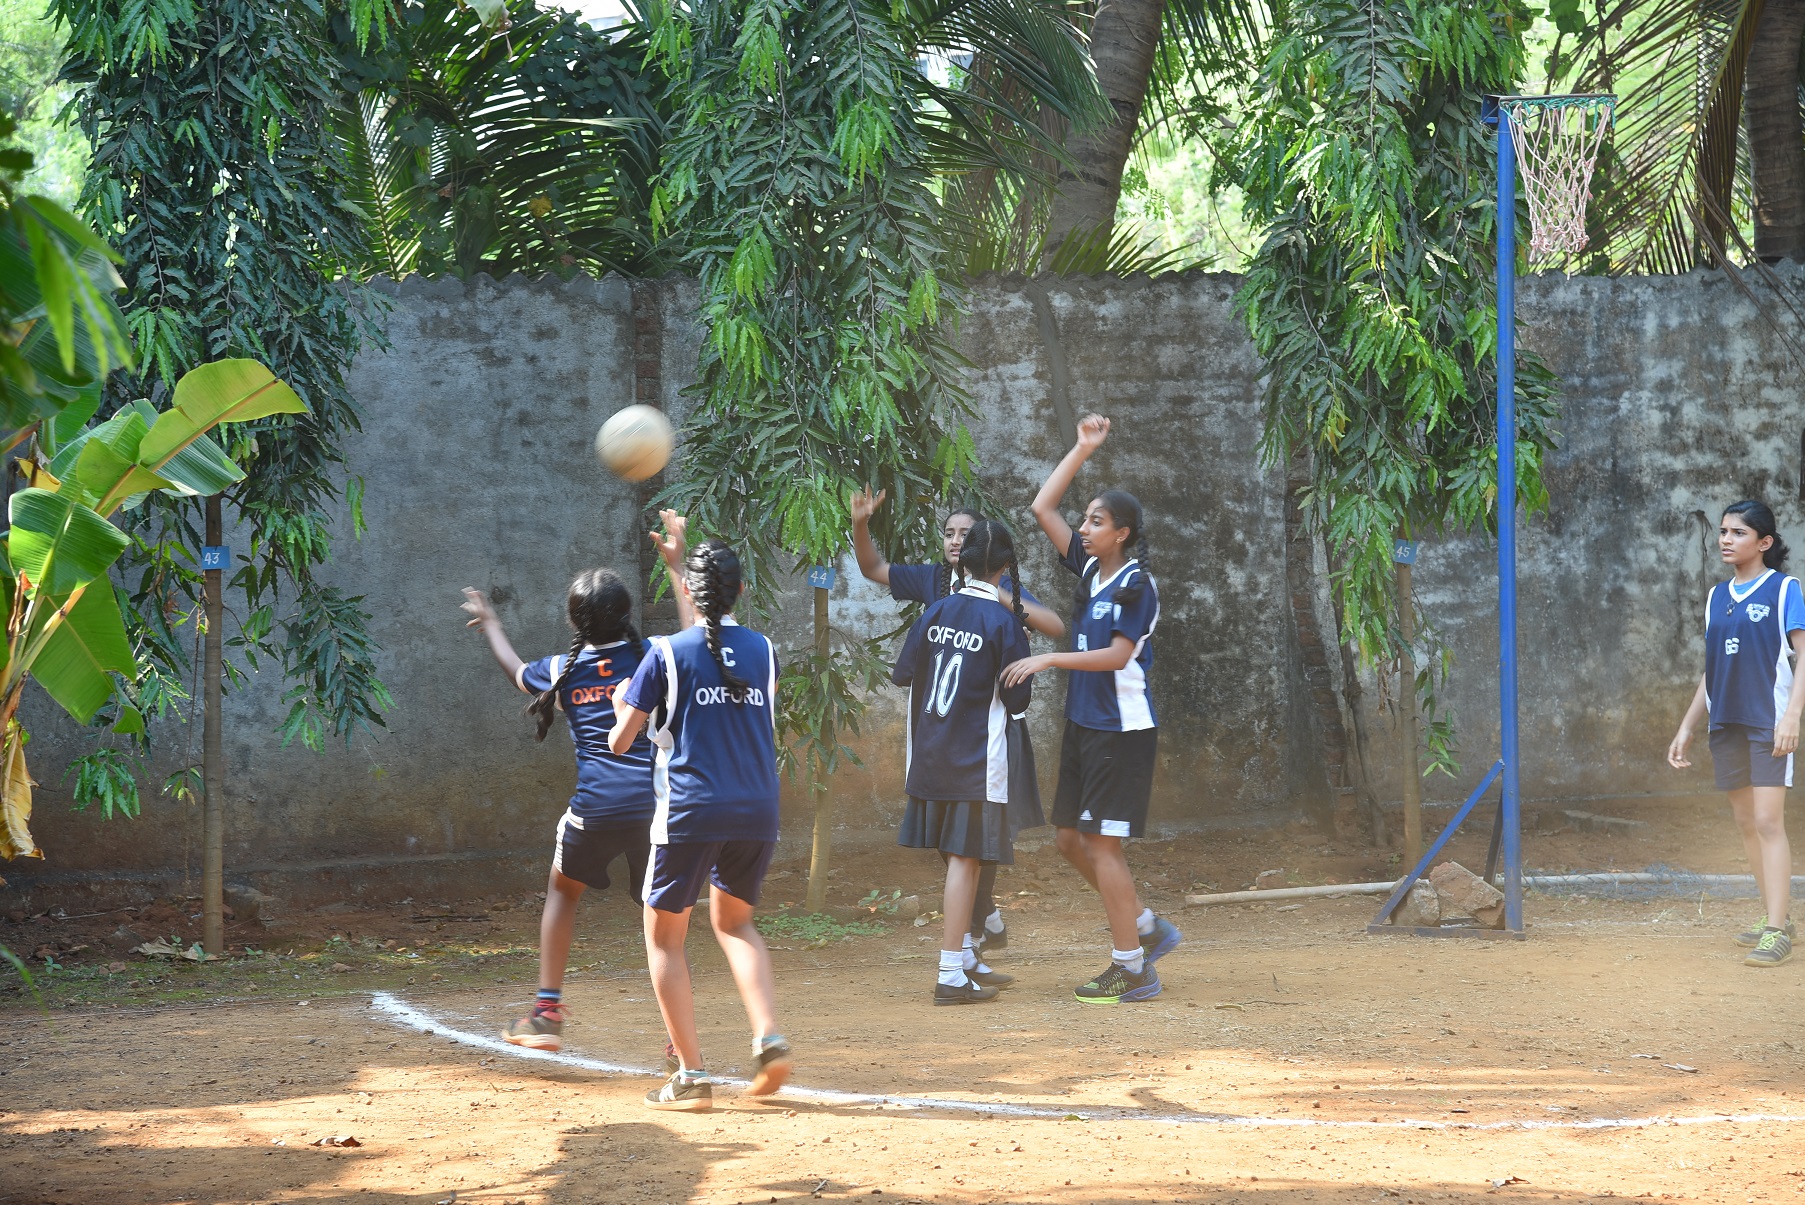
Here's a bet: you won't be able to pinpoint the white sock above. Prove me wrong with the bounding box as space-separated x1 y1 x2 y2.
1112 946 1146 976
961 934 979 971
938 949 968 987
1136 907 1156 937
984 910 1006 935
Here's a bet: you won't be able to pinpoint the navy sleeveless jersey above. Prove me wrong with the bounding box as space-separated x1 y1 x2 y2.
1704 570 1805 730
621 618 781 844
517 640 655 823
891 582 1033 803
1059 532 1159 731
888 563 1040 611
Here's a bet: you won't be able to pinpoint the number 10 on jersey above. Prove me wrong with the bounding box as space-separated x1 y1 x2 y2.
926 651 963 717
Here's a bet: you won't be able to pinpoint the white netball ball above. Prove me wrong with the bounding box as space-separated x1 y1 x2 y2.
594 404 674 482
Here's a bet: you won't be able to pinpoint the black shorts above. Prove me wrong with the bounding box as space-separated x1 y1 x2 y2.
1051 721 1158 838
1710 723 1794 791
552 812 652 896
644 840 777 914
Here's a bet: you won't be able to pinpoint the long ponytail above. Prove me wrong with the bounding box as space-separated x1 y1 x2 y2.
687 538 751 701
957 520 1024 629
528 567 640 741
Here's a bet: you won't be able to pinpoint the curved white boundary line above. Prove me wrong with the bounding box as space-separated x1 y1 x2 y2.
369 992 1804 1133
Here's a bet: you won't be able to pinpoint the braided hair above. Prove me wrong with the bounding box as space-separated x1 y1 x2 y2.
956 520 1026 630
1073 488 1151 612
935 506 986 599
687 538 751 701
528 568 641 741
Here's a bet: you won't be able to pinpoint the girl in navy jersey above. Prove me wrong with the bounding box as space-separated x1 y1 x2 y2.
851 490 1062 956
1668 500 1805 968
611 535 790 1111
1003 413 1182 1004
461 567 657 1051
893 520 1034 1004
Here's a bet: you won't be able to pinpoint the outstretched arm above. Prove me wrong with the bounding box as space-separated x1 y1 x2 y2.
850 488 891 586
1030 413 1111 553
650 509 695 630
461 589 528 686
1020 597 1065 639
1001 635 1137 687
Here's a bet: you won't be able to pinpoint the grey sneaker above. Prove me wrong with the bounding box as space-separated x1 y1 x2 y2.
1746 927 1794 968
646 1070 713 1112
502 1004 564 1051
1736 916 1794 948
747 1035 793 1097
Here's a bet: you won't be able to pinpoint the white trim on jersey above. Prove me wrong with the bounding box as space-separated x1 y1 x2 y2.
955 580 1012 802
1775 575 1798 737
1095 560 1158 733
648 635 680 845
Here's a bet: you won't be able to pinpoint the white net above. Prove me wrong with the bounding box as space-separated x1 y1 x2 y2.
1502 96 1615 260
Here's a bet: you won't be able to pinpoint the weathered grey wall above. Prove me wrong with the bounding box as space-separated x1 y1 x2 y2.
7 267 1801 907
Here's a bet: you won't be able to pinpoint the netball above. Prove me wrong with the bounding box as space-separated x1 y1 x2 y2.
594 404 674 481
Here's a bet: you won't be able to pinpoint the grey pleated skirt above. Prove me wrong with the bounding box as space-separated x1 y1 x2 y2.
898 799 1013 863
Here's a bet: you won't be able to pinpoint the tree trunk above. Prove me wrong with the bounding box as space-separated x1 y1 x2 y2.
202 495 225 956
1396 557 1422 867
1041 0 1167 266
804 585 833 914
1745 0 1805 260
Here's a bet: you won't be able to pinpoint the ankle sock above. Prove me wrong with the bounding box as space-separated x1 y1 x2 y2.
677 1066 708 1082
1135 907 1155 937
1112 946 1146 976
938 948 968 987
754 1033 787 1055
984 910 1006 935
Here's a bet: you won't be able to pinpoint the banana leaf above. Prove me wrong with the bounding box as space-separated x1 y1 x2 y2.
27 577 133 725
8 488 130 597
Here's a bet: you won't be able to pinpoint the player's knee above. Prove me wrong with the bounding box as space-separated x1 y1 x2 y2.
1055 826 1084 861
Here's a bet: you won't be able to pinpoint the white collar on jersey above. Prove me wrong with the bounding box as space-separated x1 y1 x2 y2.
580 639 631 652
1728 569 1775 597
957 580 1002 601
716 615 741 626
1090 558 1140 597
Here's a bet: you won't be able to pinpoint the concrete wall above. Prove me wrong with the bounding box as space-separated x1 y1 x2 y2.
7 266 1802 906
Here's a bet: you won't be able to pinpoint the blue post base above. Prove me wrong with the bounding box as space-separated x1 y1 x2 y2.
1365 758 1524 938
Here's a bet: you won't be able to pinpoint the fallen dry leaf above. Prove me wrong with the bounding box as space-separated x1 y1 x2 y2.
308 1135 362 1148
1491 1176 1527 1188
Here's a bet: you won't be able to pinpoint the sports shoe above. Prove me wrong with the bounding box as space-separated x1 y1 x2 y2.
1074 961 1162 1005
968 966 1015 989
1746 927 1794 967
502 1004 565 1051
1735 916 1795 948
646 1070 713 1111
747 1035 793 1097
1140 916 1183 964
934 978 1000 1005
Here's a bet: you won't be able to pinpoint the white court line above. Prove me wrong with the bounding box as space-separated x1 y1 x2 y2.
370 992 1804 1133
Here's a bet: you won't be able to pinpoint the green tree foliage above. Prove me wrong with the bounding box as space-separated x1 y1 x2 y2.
332 0 671 279
647 0 981 790
52 0 393 803
0 0 87 207
1222 0 1559 773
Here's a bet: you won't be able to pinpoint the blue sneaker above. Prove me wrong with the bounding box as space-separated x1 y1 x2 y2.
1140 915 1183 964
1074 961 1161 1004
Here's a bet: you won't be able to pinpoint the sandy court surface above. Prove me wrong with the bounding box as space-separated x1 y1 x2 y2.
4 889 1803 1205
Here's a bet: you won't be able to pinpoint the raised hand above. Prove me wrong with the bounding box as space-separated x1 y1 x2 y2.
650 509 688 566
850 487 887 524
1076 413 1111 453
460 588 498 630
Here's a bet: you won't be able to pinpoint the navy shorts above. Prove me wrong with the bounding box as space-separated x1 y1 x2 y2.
1051 721 1159 838
552 813 652 895
644 840 777 914
1710 723 1794 791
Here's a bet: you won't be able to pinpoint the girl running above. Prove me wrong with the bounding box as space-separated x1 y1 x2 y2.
461 567 655 1051
611 534 791 1110
852 490 1062 955
1002 413 1182 1004
892 520 1034 1004
1667 499 1805 968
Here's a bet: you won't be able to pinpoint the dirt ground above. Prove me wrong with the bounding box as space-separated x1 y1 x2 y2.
3 794 1804 1204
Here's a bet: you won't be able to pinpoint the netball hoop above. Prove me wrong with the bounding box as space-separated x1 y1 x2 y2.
1369 94 1615 940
